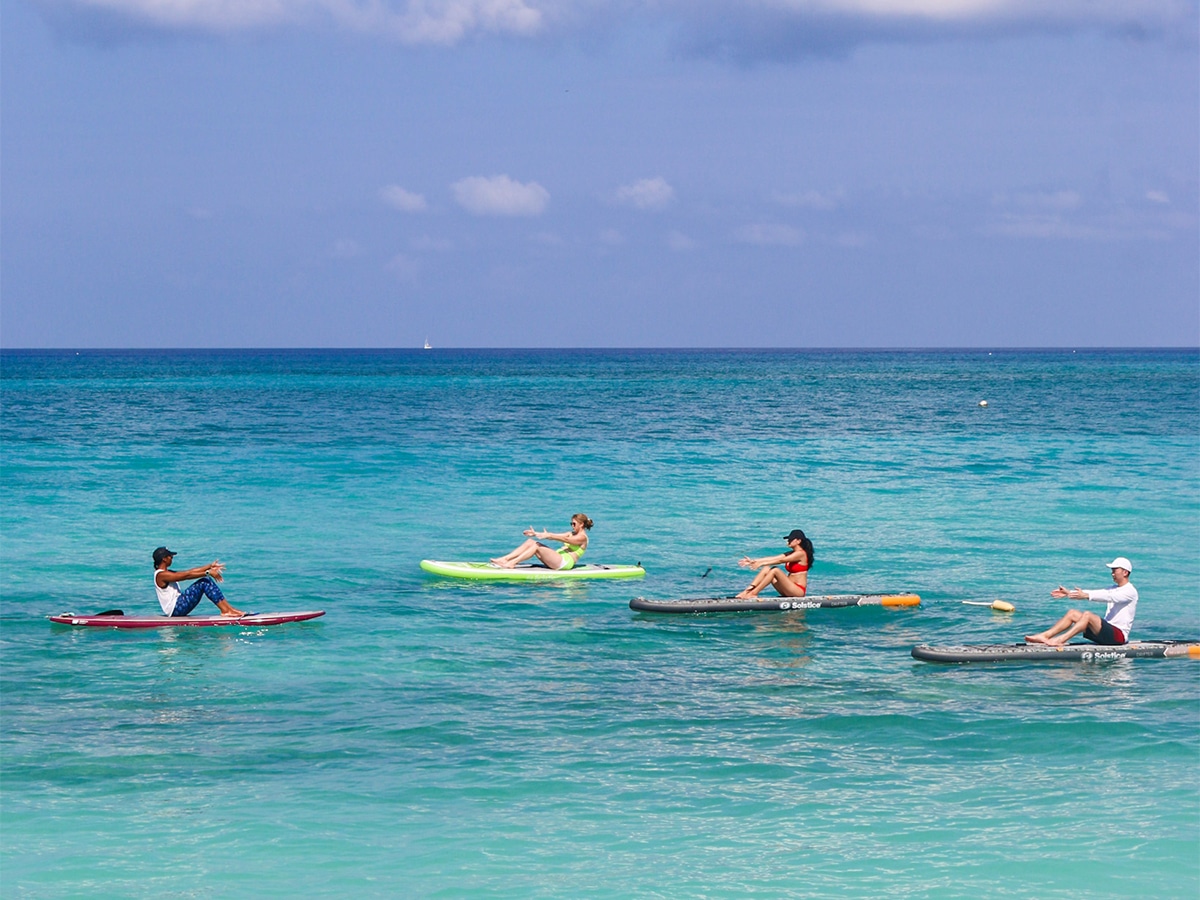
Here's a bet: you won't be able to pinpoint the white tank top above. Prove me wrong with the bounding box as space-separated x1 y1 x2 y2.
154 571 181 615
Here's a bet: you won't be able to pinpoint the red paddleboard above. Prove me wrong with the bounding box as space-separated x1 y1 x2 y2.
49 610 325 628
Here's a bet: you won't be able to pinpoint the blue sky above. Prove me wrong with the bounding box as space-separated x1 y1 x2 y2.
2 1 1197 347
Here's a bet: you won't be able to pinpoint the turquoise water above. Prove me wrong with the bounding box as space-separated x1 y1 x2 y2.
2 349 1198 897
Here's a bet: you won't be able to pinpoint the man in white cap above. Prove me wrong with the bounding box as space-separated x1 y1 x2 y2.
1025 558 1137 646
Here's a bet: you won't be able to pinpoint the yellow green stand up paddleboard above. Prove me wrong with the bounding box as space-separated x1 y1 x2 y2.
420 560 645 581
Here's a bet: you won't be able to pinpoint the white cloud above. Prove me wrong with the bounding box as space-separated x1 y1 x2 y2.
773 189 841 210
412 235 453 251
385 252 420 279
666 231 696 251
1010 190 1083 211
833 231 872 247
598 228 624 246
987 218 1107 240
669 1 1193 59
59 0 294 31
984 196 1190 241
452 174 549 216
41 1 1191 52
331 238 364 257
1146 190 1171 204
986 189 1107 238
48 0 544 44
375 0 542 44
778 1 1164 24
615 177 674 211
381 185 428 212
736 223 806 246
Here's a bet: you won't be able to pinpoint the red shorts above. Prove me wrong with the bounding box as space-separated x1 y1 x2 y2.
1086 619 1126 646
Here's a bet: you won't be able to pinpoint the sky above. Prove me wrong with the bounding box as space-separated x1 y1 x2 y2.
2 0 1197 348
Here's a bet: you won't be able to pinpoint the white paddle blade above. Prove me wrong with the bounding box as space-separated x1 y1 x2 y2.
961 600 1016 612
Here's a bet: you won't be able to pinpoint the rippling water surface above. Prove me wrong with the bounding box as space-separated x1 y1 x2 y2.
3 349 1198 897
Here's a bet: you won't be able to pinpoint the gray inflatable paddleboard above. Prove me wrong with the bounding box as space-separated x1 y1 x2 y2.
629 593 920 613
912 641 1200 663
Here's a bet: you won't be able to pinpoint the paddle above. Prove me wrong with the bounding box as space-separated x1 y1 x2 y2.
962 600 1015 613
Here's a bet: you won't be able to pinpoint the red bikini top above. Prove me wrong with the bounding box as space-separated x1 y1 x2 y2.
785 561 809 574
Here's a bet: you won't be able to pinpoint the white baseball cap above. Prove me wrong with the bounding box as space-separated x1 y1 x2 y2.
1106 557 1133 573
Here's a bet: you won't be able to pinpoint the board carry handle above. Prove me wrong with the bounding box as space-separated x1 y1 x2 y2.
880 595 921 607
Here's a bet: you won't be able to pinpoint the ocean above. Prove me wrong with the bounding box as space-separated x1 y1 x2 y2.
2 348 1198 897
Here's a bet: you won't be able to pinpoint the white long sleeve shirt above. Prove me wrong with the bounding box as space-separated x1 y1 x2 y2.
1084 582 1138 637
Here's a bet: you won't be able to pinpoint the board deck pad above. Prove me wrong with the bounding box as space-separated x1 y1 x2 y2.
912 641 1200 663
49 610 325 628
629 593 920 613
420 560 645 580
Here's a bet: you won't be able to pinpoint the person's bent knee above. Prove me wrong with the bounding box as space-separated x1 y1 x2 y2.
200 576 225 600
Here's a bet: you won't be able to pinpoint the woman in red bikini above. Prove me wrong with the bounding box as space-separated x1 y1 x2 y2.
735 529 813 600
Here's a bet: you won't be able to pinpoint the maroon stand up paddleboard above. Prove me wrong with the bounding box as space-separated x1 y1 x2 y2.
49 611 325 628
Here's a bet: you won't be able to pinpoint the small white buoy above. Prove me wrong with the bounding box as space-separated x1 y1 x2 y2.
978 400 988 407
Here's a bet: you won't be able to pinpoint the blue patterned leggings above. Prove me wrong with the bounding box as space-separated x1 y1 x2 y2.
171 576 227 617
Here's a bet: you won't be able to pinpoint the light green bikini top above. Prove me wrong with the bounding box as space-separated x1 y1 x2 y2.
559 542 585 560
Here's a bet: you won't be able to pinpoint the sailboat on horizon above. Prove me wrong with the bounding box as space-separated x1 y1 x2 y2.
423 337 432 350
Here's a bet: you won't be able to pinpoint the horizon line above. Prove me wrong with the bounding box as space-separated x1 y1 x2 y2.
2 346 1198 353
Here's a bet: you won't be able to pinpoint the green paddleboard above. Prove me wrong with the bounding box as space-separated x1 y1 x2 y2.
420 560 645 581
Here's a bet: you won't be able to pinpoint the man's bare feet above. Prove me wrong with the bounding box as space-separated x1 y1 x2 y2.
1025 634 1049 644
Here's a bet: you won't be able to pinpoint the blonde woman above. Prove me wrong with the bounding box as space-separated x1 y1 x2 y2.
490 514 594 570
